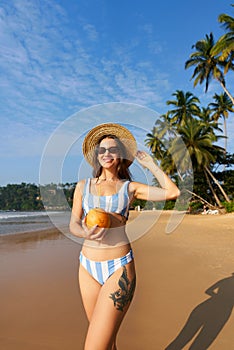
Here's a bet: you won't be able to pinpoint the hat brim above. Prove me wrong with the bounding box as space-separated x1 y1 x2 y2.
82 123 137 167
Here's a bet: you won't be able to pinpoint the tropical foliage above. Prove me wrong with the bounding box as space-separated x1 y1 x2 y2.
0 183 76 211
146 92 234 211
211 6 234 61
0 183 43 211
145 5 234 212
185 8 234 103
209 92 234 152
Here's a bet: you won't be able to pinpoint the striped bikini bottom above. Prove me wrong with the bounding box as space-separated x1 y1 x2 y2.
79 249 134 285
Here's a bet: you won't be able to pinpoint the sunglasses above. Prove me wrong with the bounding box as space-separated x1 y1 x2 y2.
97 146 119 155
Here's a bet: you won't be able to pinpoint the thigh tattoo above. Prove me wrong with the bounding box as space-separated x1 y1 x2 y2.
109 266 136 312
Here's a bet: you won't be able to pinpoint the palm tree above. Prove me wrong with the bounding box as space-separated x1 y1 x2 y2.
145 126 165 160
211 7 234 61
145 113 175 159
171 118 216 171
198 106 212 124
198 106 223 137
209 93 234 153
185 33 234 104
145 114 178 176
166 90 200 126
169 118 230 205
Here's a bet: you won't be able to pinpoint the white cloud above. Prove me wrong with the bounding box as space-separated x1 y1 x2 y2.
82 23 99 41
4 0 223 162
0 1 167 110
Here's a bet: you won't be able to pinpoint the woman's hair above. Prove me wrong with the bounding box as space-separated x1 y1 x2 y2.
92 134 132 180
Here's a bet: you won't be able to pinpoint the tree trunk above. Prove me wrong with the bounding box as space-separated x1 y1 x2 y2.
223 117 227 171
205 166 231 202
177 170 184 181
204 169 222 207
223 117 228 153
219 80 234 105
185 189 217 209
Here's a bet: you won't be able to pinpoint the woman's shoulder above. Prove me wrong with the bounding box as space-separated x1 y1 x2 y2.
76 177 99 188
76 178 86 186
75 178 92 192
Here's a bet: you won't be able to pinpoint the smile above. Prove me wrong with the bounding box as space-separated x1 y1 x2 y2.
103 157 114 162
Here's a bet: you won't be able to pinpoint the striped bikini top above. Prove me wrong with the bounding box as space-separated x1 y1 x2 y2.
82 178 131 219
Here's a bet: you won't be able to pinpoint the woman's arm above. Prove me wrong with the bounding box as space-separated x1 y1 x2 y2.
130 151 180 201
205 281 220 296
69 180 106 240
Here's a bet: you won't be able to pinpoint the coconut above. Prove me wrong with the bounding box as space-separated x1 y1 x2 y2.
86 208 111 232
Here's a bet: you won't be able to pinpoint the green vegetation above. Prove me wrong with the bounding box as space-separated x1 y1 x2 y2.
0 183 76 211
146 5 234 213
222 200 234 213
0 183 43 211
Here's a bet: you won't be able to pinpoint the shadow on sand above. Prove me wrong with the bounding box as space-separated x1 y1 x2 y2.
165 273 234 350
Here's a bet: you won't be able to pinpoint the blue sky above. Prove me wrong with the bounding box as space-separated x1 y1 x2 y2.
1 0 234 185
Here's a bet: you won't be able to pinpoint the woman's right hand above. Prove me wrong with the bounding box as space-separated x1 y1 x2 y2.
135 150 155 169
82 219 107 241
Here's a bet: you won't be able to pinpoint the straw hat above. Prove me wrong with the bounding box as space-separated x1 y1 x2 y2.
82 123 137 167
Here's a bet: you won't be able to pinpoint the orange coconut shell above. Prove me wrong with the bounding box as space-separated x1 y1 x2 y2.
86 208 111 230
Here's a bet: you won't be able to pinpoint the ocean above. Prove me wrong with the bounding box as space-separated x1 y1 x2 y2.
0 211 70 236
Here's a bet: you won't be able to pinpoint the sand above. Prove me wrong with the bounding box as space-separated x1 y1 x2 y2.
0 211 234 350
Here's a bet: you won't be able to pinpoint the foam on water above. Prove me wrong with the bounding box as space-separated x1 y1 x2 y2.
0 211 68 235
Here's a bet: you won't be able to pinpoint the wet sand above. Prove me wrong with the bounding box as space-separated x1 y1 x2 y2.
0 211 234 349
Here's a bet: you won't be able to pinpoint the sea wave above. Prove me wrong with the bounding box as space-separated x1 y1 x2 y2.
0 211 68 235
0 211 61 220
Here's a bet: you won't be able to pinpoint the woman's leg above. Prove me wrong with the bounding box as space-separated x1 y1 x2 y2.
79 264 118 349
84 260 136 350
79 266 117 350
79 264 102 322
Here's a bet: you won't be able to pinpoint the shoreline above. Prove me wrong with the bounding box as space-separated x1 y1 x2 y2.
1 209 233 238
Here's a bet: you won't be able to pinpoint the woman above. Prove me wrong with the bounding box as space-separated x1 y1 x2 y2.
69 123 180 350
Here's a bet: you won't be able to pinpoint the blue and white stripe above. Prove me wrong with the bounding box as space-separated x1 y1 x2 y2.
79 249 134 285
82 178 130 218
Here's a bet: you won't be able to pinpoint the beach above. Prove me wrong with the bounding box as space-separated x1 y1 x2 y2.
1 211 234 349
